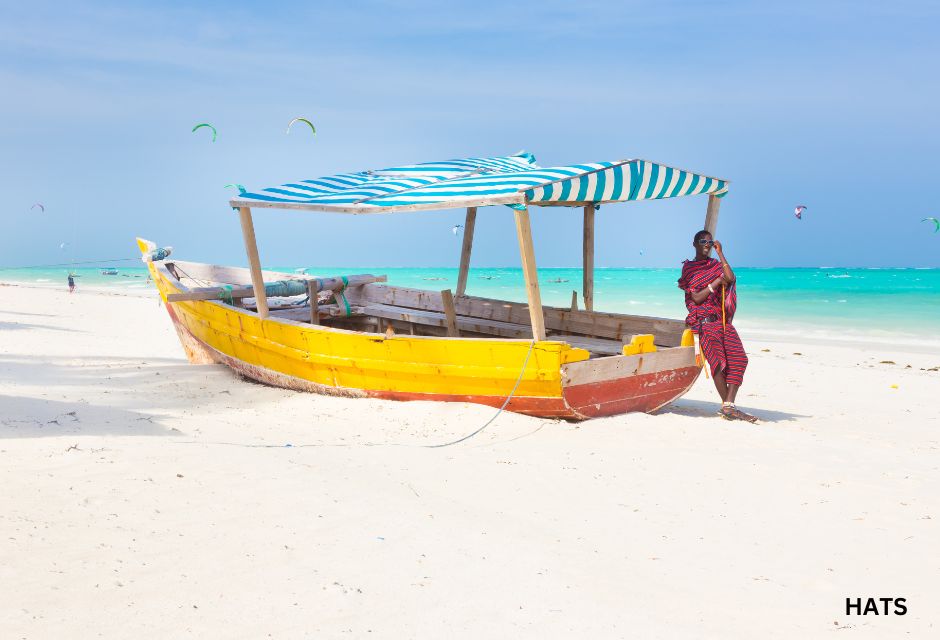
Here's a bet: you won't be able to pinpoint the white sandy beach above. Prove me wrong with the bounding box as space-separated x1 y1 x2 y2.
1 283 937 638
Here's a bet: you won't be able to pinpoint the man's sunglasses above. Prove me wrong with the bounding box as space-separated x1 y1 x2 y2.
697 239 715 246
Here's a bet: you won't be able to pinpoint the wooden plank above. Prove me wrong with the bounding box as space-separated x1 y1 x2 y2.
570 290 578 312
169 261 311 286
363 303 531 339
229 193 525 215
351 284 688 346
455 207 477 296
548 334 623 356
513 206 546 341
705 194 721 236
238 207 269 319
583 204 595 312
167 289 253 302
561 346 696 387
269 304 364 322
551 308 685 345
440 289 460 337
165 274 387 303
306 280 319 325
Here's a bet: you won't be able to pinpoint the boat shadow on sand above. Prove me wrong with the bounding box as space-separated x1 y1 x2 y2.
0 394 176 439
0 355 261 439
657 398 807 423
0 320 86 332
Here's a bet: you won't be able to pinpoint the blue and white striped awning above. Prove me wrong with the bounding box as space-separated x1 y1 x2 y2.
230 152 729 214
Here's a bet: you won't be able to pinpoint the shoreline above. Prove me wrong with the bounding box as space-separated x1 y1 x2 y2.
4 279 938 355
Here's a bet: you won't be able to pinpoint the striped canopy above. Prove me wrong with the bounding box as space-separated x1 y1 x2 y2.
231 152 729 214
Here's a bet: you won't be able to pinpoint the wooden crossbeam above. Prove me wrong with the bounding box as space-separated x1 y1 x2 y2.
165 275 387 303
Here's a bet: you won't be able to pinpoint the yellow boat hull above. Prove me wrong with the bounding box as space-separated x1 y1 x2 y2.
141 242 700 420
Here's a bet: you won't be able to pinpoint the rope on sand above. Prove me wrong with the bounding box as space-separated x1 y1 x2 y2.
425 339 536 448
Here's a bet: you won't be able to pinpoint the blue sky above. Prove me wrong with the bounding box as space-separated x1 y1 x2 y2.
2 0 939 268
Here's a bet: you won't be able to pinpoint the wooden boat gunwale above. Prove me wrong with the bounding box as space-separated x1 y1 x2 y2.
147 253 702 420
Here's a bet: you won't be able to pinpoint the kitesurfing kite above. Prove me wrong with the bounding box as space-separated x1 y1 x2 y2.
192 123 217 142
921 217 939 232
225 183 247 195
286 117 316 135
31 203 44 213
452 224 463 236
59 242 68 250
794 205 807 220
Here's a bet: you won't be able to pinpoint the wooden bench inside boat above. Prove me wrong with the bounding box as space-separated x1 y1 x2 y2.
545 334 625 356
162 262 686 358
272 303 628 356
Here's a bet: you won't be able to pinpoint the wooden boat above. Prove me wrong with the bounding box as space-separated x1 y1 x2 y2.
141 153 729 420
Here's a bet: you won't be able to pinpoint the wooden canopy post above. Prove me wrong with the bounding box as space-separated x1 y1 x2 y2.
455 207 477 297
513 205 546 341
237 206 269 319
582 204 595 312
704 194 721 236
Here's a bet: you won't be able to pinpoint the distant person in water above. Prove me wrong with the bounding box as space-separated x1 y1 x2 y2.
67 273 75 294
678 230 757 423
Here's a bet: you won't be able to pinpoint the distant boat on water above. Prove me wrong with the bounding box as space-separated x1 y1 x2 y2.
100 268 119 275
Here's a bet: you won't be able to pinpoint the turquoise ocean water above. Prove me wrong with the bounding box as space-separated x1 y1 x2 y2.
2 264 938 344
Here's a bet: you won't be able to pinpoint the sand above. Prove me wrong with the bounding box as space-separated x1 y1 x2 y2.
1 283 937 638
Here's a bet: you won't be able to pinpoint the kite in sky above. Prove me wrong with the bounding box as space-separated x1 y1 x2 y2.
225 183 247 195
286 117 316 135
452 224 463 236
794 205 807 220
192 123 217 142
921 217 939 232
31 203 44 213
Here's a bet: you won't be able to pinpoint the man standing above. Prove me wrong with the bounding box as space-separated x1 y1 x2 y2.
67 273 75 294
678 230 756 422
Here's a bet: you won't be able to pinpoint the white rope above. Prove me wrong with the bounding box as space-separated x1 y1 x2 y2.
426 339 536 448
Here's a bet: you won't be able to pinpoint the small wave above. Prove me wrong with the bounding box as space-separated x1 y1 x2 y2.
827 274 851 278
37 278 51 282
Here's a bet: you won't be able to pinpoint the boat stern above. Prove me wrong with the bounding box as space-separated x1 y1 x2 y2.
560 346 701 419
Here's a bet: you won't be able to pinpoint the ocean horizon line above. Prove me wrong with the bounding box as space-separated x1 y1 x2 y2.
3 263 940 271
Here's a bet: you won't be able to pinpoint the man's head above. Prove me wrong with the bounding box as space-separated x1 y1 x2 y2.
693 229 713 259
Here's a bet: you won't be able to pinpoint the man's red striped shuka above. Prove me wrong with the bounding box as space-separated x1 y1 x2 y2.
678 257 748 386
